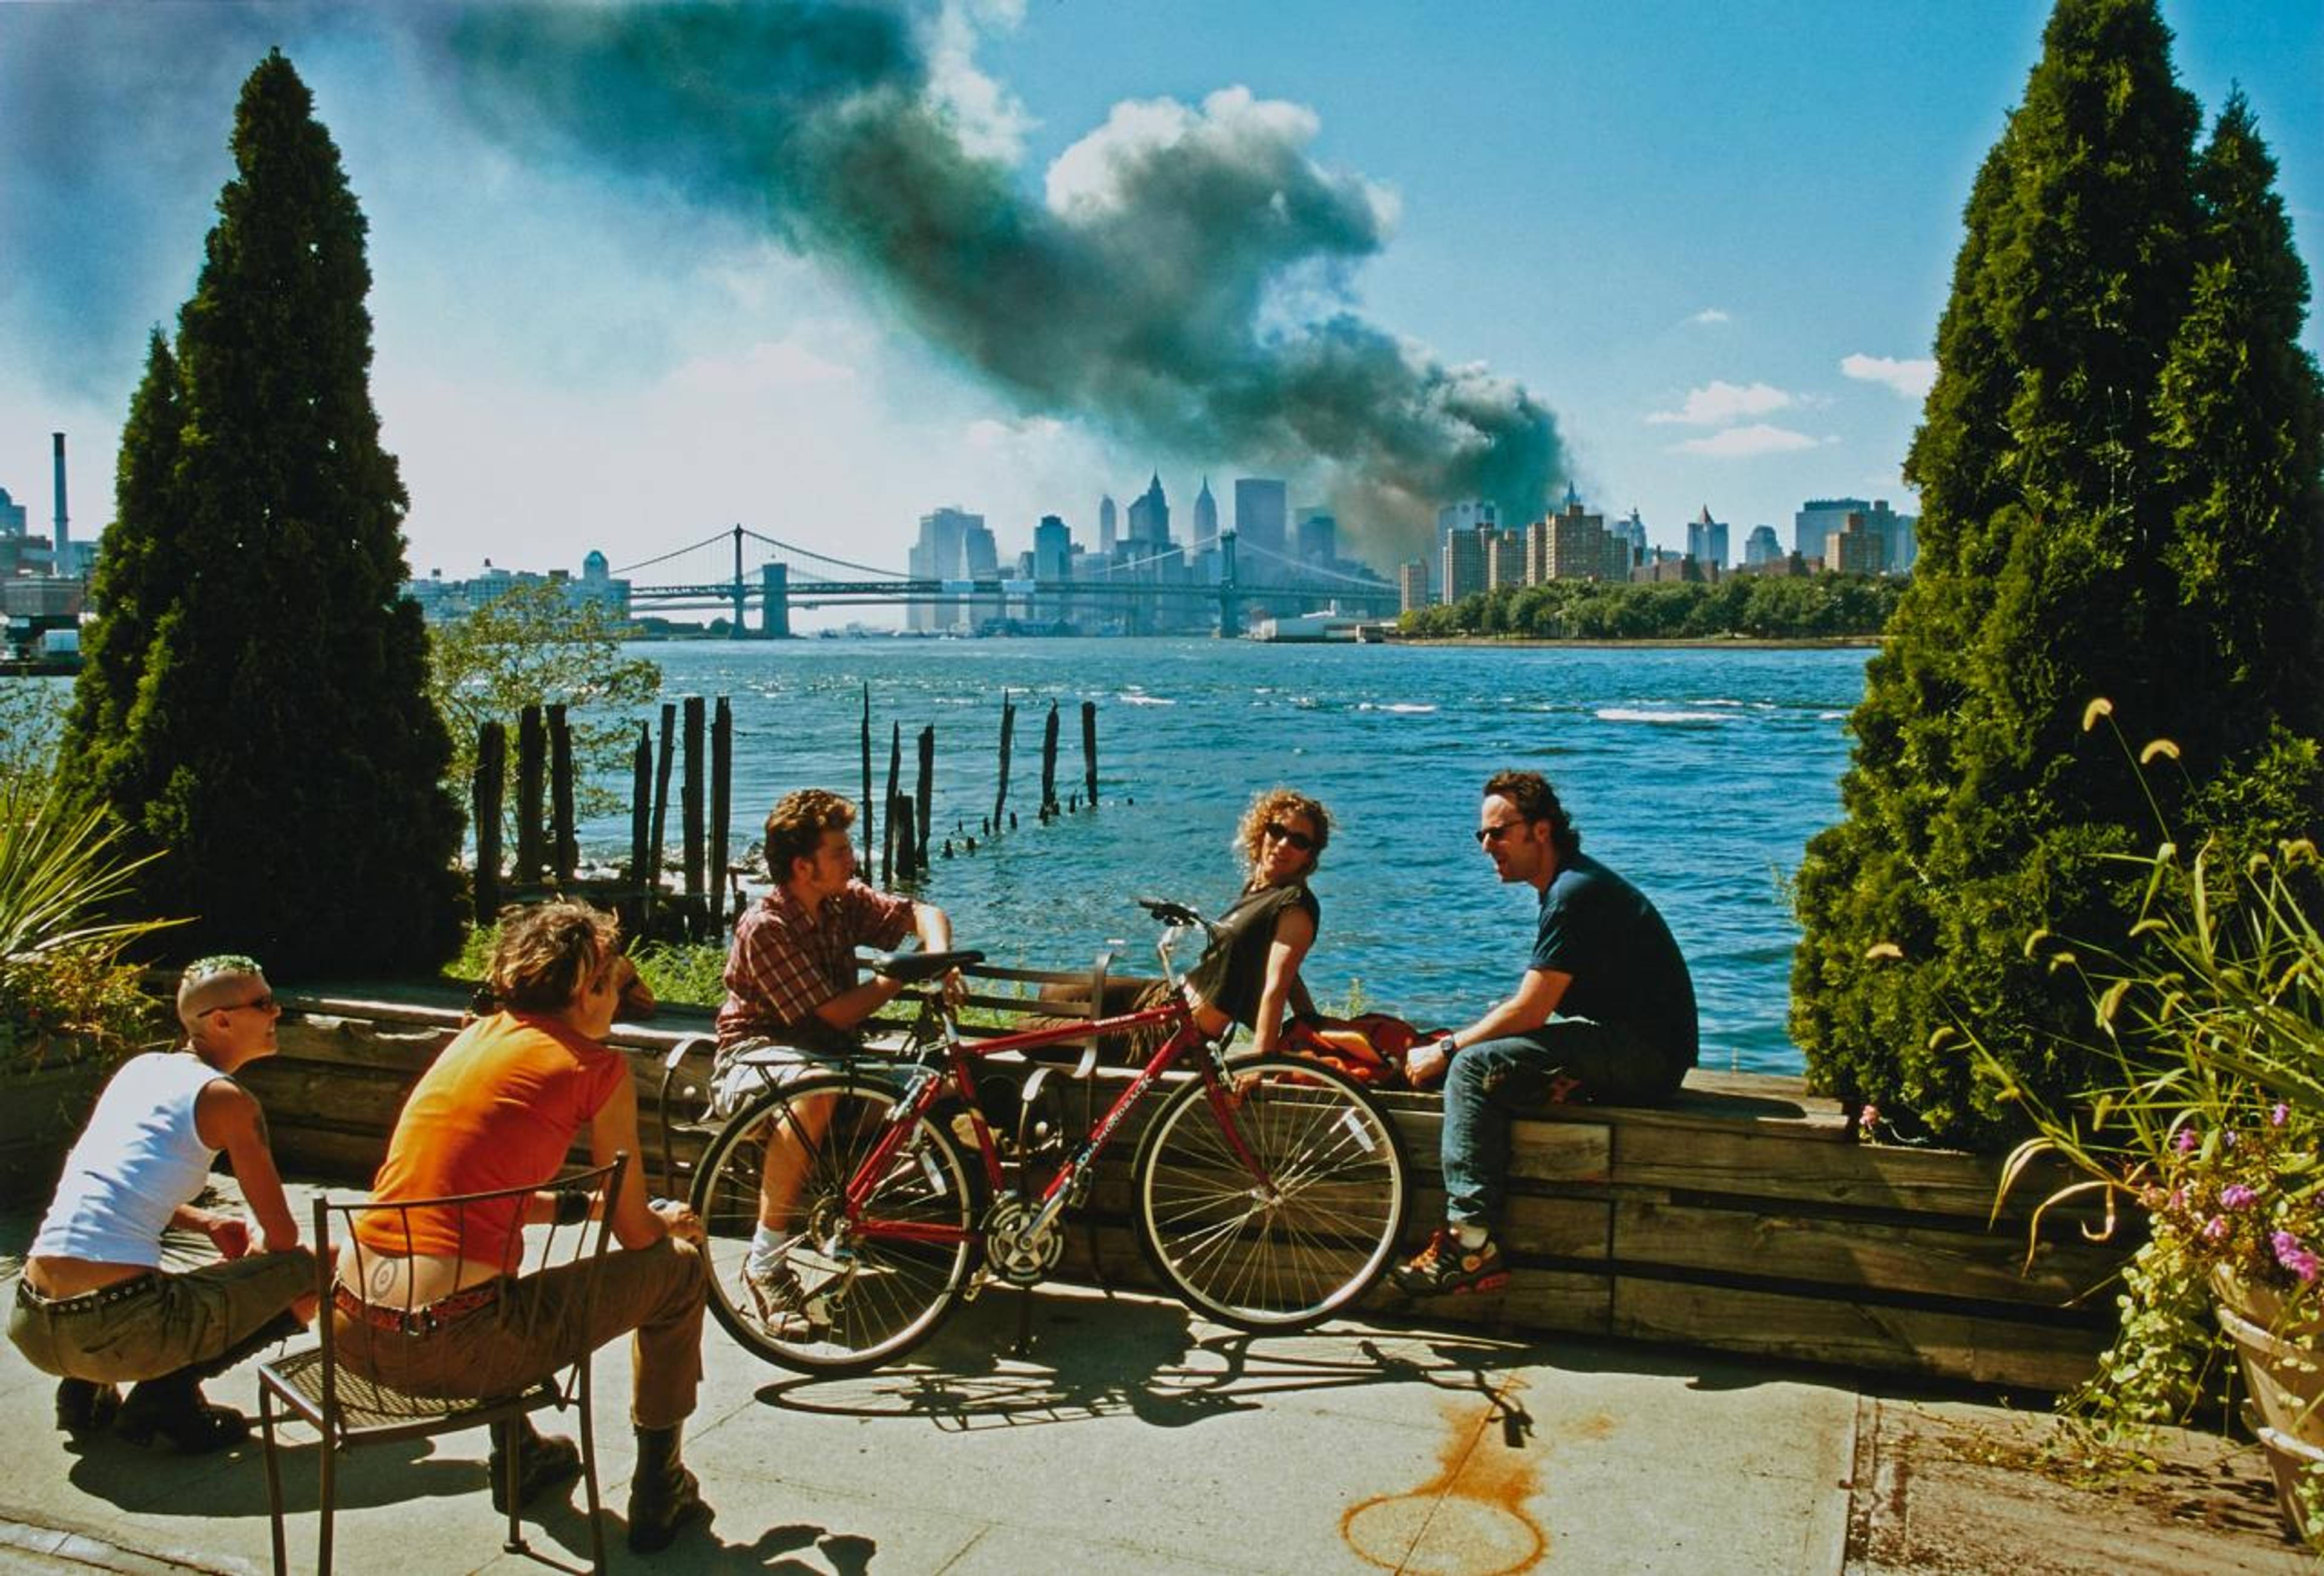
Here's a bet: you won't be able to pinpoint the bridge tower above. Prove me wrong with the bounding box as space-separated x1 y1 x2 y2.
761 562 790 637
729 524 750 635
1217 530 1243 638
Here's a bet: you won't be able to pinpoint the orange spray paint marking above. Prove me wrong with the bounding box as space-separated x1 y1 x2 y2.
1342 1391 1550 1575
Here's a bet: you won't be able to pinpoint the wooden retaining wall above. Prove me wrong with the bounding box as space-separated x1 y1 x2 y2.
246 983 2128 1394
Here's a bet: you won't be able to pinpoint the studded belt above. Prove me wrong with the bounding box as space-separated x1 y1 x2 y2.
331 1278 500 1335
15 1272 159 1315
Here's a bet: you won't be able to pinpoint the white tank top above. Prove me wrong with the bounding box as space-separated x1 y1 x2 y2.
31 1051 222 1267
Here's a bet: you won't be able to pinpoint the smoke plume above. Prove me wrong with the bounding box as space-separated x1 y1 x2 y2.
5 1 1564 556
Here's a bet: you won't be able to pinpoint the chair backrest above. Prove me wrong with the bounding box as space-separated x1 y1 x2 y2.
312 1154 628 1428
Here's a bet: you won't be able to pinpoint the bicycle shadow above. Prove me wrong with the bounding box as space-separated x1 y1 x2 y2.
748 1285 1544 1442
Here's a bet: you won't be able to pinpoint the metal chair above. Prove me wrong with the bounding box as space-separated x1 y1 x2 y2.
256 1155 628 1575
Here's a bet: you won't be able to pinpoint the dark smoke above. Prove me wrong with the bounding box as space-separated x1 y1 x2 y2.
438 1 1562 554
4 1 1564 556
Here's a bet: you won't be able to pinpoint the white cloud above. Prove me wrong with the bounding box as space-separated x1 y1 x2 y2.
1840 353 1937 400
1647 380 1794 426
1686 307 1730 326
1670 424 1824 458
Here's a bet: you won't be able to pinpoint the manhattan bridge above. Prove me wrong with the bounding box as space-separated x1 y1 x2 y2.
608 525 1400 637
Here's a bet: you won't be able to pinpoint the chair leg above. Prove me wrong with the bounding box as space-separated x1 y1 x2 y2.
580 1394 606 1575
317 1435 336 1576
260 1389 287 1576
502 1425 529 1555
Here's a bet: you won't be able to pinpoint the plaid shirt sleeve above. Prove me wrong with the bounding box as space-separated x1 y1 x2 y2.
718 899 839 1042
835 881 917 951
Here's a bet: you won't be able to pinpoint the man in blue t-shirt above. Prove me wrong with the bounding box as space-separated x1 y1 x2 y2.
1392 769 1698 1296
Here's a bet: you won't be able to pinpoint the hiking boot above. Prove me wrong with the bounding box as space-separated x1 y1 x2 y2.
1390 1227 1511 1296
743 1254 818 1330
488 1417 583 1512
116 1377 249 1454
54 1378 120 1438
626 1424 706 1554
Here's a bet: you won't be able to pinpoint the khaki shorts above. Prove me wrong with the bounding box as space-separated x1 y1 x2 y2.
8 1249 314 1385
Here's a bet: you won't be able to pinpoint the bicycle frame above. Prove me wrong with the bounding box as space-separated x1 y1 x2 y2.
829 979 1278 1258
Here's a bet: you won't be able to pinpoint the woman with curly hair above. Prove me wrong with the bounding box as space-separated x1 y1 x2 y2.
1178 787 1333 1057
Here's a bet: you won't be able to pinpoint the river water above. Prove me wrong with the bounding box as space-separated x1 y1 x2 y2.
597 637 1871 1076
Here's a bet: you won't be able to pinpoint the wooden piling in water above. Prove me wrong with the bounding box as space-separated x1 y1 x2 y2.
709 697 732 933
915 726 934 870
516 705 545 884
1040 701 1060 813
649 703 675 893
891 793 918 881
994 691 1014 829
859 685 874 873
1081 700 1098 806
548 703 576 884
682 695 706 901
881 721 902 885
473 720 506 924
629 723 652 901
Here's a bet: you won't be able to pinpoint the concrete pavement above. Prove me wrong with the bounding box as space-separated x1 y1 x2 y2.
0 1183 2302 1575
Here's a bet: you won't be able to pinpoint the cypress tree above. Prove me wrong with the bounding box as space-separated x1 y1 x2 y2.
1791 1 2324 1144
59 50 462 976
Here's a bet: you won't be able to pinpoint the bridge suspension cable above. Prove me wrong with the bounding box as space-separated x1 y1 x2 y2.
1232 535 1399 589
735 527 911 581
610 530 743 577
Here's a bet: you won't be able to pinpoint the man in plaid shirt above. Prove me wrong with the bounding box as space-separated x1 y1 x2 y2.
713 789 962 1331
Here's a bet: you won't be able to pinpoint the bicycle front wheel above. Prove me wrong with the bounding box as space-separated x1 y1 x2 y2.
1132 1055 1407 1331
691 1072 977 1375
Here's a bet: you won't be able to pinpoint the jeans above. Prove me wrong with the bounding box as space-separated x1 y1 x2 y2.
333 1236 707 1431
8 1249 314 1387
1439 1020 1686 1229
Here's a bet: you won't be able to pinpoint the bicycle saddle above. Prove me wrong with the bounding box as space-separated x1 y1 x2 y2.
864 947 985 983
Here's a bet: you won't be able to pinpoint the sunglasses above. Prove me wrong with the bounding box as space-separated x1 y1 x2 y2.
1263 822 1319 853
1475 820 1525 845
220 994 277 1014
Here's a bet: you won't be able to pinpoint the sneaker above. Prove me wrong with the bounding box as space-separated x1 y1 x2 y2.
743 1255 824 1335
54 1378 120 1438
1390 1227 1511 1296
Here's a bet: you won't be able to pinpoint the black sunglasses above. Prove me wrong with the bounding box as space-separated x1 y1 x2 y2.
220 994 277 1014
1475 820 1525 845
1263 821 1318 853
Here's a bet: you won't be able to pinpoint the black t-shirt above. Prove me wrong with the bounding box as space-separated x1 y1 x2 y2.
1531 850 1698 1069
1184 880 1321 1030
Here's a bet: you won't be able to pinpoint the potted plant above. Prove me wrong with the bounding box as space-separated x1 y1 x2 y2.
0 783 180 1200
1974 703 2324 1543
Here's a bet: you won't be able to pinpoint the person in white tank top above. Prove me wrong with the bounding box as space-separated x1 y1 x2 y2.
8 955 315 1454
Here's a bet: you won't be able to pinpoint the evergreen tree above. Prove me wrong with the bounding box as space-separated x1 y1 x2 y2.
1791 2 2324 1145
59 50 462 976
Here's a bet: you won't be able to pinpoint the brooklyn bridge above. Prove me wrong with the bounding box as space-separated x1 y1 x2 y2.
609 525 1400 637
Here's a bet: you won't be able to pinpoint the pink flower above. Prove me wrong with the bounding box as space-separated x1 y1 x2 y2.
2174 1128 2199 1155
2275 1232 2322 1284
2273 1104 2291 1128
2204 1216 2231 1243
2221 1184 2259 1210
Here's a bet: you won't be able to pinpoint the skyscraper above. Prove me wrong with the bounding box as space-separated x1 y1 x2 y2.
908 505 985 632
1794 497 1867 563
1686 506 1730 572
1126 472 1170 548
1097 494 1117 555
1234 478 1288 560
1192 478 1219 551
1295 506 1337 566
1744 524 1782 566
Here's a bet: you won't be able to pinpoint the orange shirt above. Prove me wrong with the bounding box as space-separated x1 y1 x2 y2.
357 1011 628 1271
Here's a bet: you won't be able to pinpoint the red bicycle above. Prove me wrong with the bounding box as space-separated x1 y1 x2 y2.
686 898 1410 1374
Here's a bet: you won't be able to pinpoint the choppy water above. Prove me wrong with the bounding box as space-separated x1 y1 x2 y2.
593 637 1870 1076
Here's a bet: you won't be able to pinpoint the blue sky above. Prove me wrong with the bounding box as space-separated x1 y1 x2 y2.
1 1 2317 605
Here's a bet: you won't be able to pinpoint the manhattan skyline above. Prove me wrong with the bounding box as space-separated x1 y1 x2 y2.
2 1 2317 598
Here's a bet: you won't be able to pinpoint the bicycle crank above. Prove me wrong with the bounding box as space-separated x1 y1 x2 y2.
983 1197 1064 1286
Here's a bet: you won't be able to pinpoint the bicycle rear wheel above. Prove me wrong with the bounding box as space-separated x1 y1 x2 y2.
691 1072 977 1374
1132 1055 1407 1330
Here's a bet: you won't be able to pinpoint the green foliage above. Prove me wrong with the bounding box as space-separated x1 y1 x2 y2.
1792 1 2324 1147
1397 573 1903 641
56 51 464 979
427 579 662 844
0 783 180 1075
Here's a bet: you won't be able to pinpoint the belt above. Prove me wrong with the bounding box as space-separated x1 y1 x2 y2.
15 1272 160 1315
331 1279 500 1336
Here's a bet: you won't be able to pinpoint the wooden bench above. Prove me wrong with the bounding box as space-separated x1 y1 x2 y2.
243 978 2129 1393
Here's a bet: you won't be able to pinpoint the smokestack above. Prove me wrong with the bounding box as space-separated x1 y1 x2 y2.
50 432 69 578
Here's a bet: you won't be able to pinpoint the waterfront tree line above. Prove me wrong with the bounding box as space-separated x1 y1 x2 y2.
1398 573 1906 642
